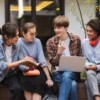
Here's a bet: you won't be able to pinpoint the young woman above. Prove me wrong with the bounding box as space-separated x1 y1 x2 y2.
82 19 100 100
18 22 53 100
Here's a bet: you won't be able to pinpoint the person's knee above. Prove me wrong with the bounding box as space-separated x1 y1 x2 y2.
62 75 71 82
72 81 77 88
62 72 72 80
86 70 95 77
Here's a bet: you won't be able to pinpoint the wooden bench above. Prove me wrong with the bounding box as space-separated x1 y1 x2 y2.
0 61 87 100
0 84 11 100
0 82 87 100
78 82 87 100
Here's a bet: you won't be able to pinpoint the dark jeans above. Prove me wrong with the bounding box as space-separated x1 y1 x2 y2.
2 74 25 100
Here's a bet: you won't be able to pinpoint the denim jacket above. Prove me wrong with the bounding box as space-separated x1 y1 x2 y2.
0 39 26 82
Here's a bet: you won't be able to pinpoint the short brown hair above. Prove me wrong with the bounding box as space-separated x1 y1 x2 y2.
53 15 69 28
22 22 36 34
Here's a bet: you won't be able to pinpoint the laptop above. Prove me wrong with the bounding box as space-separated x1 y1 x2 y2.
58 56 86 72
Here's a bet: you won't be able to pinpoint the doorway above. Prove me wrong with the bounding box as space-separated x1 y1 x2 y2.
5 0 64 53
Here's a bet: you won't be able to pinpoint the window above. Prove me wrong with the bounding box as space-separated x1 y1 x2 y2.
5 0 64 53
96 0 100 19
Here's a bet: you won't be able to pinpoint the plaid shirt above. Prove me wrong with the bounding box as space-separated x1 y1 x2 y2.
46 33 82 68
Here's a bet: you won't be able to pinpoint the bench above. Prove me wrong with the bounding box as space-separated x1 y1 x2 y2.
78 82 87 100
0 82 87 100
0 61 87 100
0 84 11 100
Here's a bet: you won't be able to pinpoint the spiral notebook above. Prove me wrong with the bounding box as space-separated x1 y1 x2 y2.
58 56 86 72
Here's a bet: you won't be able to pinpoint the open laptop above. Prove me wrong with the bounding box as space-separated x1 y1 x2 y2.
58 56 86 72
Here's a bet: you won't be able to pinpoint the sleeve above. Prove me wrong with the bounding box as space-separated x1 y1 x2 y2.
0 46 8 74
81 40 94 68
97 65 100 70
17 42 27 71
46 39 60 66
77 36 83 56
36 39 47 67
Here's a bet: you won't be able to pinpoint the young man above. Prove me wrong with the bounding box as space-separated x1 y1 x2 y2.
46 15 82 100
82 19 100 100
0 23 35 100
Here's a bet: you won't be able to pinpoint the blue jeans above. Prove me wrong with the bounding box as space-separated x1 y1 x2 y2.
53 71 77 100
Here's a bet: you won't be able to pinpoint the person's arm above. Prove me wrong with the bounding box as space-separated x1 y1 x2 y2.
77 37 83 56
86 65 97 70
96 65 100 70
37 39 54 87
82 40 97 71
46 39 64 66
7 60 27 69
8 56 36 70
0 46 9 71
42 66 54 87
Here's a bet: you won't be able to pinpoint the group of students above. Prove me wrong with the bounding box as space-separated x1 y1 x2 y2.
0 15 100 100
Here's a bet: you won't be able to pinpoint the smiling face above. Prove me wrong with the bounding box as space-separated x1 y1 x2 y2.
53 15 69 38
86 25 98 41
86 19 100 41
54 26 67 38
23 27 36 42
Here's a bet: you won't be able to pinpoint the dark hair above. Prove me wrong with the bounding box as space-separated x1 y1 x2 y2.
1 22 18 38
22 22 36 34
53 15 69 28
87 19 100 36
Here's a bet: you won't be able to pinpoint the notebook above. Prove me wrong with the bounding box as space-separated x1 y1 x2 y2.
58 56 86 72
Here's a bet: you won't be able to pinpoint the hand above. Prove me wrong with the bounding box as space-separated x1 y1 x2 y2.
86 65 97 70
26 65 35 70
22 56 39 69
57 41 66 55
23 69 40 76
22 56 34 64
46 79 54 87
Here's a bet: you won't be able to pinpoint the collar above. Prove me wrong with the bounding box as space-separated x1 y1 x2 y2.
1 40 17 50
54 32 75 44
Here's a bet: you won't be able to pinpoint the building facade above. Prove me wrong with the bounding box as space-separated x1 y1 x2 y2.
0 0 100 44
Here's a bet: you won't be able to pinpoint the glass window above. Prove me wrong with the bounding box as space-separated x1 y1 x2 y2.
10 0 32 24
36 0 60 16
96 0 100 19
6 0 64 54
36 0 61 52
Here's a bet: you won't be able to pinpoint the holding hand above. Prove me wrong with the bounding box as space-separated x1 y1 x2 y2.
23 69 40 76
57 41 66 55
86 65 97 70
22 56 39 69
